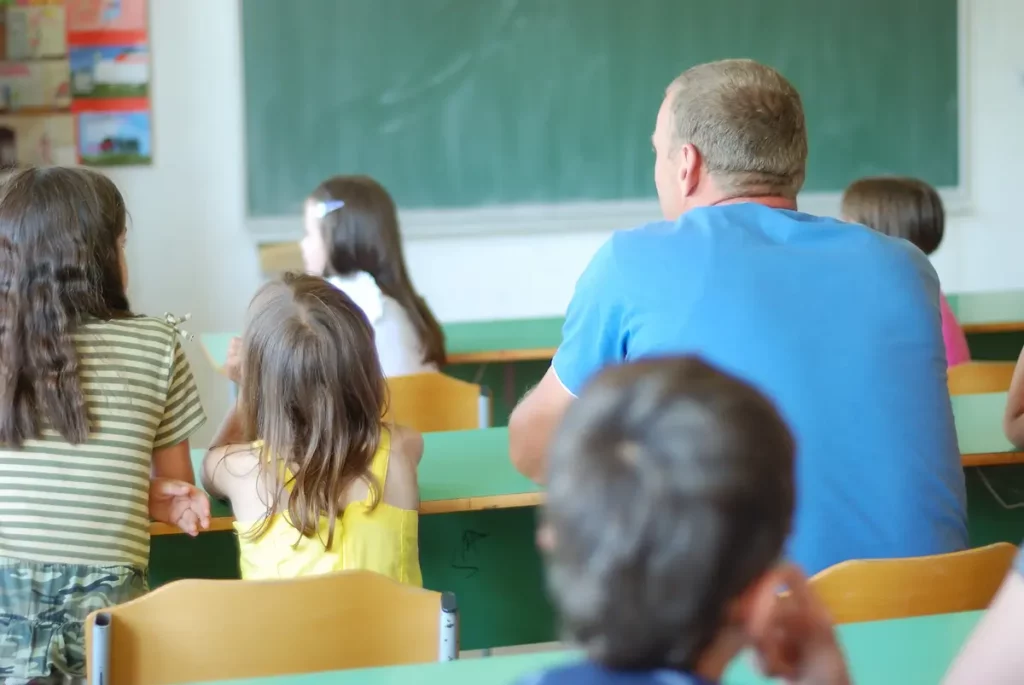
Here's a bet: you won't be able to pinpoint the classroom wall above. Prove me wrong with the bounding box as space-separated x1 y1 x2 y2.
115 0 1022 442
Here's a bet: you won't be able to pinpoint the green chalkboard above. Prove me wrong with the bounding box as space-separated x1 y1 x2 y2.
242 0 958 216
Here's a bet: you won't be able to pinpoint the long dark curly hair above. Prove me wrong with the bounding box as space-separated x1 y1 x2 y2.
0 167 132 446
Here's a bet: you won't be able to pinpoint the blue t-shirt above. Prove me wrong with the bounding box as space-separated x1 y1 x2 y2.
521 662 715 685
552 203 968 575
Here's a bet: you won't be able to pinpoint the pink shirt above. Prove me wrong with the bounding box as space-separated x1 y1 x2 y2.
940 292 971 367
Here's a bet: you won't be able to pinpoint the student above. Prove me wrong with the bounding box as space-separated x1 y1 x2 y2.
0 167 209 684
301 175 445 376
1003 349 1024 448
526 357 849 685
202 274 423 585
943 545 1024 684
841 176 970 367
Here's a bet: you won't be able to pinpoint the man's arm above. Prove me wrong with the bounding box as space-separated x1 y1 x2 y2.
509 368 575 483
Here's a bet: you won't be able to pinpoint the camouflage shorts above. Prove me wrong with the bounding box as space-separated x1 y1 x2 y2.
0 557 147 683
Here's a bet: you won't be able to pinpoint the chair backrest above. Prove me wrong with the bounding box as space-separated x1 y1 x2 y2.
809 543 1017 624
86 570 457 684
947 361 1016 395
385 372 486 432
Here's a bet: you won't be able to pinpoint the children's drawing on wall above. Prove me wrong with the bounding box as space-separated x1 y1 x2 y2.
5 4 67 59
0 60 71 110
66 0 146 34
70 44 147 98
0 115 76 167
77 110 150 165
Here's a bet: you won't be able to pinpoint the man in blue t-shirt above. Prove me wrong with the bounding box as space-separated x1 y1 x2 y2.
509 59 967 575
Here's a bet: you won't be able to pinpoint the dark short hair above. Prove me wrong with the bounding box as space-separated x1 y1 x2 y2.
841 176 945 255
543 357 795 671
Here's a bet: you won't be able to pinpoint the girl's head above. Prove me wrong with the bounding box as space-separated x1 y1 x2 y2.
239 273 386 546
301 175 445 367
841 177 945 255
0 167 131 446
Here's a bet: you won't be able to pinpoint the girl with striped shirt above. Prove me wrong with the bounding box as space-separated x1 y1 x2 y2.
0 168 208 684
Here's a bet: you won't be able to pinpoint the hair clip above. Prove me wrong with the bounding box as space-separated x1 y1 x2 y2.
313 199 345 219
163 312 194 342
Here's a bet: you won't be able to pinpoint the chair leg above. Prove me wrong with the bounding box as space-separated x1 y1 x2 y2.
438 592 459 661
89 613 113 684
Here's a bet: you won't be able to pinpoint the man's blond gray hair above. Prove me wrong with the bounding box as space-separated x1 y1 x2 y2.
668 59 808 199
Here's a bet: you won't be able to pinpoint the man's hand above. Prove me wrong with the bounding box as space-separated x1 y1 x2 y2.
150 478 211 537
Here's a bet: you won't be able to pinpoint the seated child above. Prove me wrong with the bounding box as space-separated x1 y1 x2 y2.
0 167 208 684
203 274 423 584
842 177 970 367
526 357 849 684
301 175 445 376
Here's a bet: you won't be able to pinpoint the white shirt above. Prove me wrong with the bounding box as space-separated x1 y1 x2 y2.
327 272 437 377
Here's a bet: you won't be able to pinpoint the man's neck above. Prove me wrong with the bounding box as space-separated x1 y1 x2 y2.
708 195 797 210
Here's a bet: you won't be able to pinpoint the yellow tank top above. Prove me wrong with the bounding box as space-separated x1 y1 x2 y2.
233 430 422 586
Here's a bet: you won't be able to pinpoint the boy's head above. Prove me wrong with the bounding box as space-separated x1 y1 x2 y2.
841 176 945 255
541 357 795 673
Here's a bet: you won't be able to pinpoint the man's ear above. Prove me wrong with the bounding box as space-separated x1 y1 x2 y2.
678 142 703 198
536 522 556 552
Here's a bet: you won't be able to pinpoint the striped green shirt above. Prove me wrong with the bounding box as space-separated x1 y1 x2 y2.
0 317 206 567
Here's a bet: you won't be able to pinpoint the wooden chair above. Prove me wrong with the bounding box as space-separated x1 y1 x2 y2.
86 570 457 684
947 361 1016 395
809 543 1017 624
385 372 489 432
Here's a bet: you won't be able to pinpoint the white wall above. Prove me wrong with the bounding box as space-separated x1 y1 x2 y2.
115 0 1023 441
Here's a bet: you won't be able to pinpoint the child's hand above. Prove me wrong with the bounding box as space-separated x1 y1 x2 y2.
225 336 243 384
150 478 211 537
750 563 850 685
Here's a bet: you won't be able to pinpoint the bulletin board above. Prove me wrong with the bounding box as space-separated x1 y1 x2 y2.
0 0 151 167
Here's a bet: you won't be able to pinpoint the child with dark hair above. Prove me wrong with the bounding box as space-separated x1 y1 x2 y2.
301 176 445 376
842 177 970 367
527 357 849 685
0 167 208 683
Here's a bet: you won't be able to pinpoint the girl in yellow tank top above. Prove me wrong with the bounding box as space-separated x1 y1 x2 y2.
201 274 423 586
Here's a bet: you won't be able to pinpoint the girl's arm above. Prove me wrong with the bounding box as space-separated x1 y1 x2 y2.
1004 346 1024 447
943 567 1024 684
209 400 247 448
151 440 210 537
152 441 196 483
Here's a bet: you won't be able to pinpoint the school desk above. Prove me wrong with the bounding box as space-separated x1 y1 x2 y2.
150 428 541 536
153 393 1024 537
183 611 980 685
200 320 560 416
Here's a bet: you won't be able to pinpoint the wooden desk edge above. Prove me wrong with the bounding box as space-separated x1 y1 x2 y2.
205 347 556 375
960 451 1024 467
150 492 545 536
447 348 557 365
963 321 1024 334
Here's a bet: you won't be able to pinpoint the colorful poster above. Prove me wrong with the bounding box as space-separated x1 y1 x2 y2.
0 60 70 109
70 43 147 98
77 110 150 165
66 0 145 34
5 5 67 59
0 114 76 167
